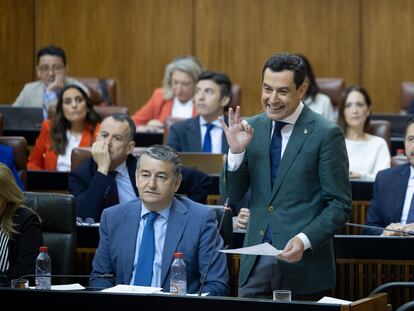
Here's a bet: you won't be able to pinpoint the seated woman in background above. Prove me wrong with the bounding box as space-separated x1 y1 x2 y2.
28 84 101 171
337 85 391 181
0 163 43 286
298 54 336 123
132 55 203 131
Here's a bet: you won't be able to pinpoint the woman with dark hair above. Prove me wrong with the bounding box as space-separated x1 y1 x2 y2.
0 163 42 286
28 84 101 171
337 85 390 181
298 54 336 122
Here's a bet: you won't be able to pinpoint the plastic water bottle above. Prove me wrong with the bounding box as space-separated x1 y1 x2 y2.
35 246 51 289
170 252 187 295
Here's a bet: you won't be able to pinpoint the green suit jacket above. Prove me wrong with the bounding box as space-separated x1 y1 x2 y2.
220 106 352 294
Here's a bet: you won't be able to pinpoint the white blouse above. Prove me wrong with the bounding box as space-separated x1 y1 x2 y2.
56 131 82 172
345 134 391 181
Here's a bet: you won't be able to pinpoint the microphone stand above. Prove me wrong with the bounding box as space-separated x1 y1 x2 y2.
346 222 414 236
198 198 230 296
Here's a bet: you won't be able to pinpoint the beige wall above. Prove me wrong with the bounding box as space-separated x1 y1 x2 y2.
1 0 413 115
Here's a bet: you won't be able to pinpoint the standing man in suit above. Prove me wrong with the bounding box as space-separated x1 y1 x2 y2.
364 117 414 235
220 53 351 300
167 71 232 153
90 145 228 295
12 45 89 118
69 113 137 222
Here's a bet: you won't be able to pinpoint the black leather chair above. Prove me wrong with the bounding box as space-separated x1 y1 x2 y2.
24 192 77 284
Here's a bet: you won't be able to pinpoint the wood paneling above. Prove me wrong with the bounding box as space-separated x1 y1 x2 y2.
195 0 360 116
3 0 414 117
34 0 194 112
0 0 34 104
362 0 414 113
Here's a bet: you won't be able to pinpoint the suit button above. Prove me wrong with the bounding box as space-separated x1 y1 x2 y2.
268 205 274 212
259 230 265 236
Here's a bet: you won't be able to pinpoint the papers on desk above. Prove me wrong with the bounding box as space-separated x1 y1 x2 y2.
318 296 352 305
51 283 85 290
101 284 162 294
219 242 282 256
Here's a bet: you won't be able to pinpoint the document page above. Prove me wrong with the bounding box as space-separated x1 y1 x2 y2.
219 242 282 256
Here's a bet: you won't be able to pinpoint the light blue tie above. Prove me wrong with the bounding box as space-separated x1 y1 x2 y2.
133 212 159 286
202 123 215 153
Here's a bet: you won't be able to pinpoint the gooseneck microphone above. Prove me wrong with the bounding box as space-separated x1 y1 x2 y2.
198 198 230 296
345 222 414 236
13 273 115 288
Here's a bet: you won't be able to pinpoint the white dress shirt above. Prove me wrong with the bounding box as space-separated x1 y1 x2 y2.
56 131 82 172
171 97 193 119
113 161 137 204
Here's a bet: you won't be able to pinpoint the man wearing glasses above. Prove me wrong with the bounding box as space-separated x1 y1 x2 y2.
12 45 89 118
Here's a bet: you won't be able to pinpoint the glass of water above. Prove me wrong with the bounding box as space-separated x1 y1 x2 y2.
273 289 291 301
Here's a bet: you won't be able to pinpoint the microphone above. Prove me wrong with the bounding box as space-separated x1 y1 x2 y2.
345 222 414 236
198 198 231 296
12 273 115 288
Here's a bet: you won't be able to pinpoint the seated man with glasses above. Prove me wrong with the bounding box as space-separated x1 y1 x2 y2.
12 45 89 119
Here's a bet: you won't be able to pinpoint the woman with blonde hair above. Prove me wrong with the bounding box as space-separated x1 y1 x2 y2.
0 163 43 286
132 55 203 130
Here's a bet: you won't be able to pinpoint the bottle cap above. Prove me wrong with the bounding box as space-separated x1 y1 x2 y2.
173 252 183 258
39 246 48 252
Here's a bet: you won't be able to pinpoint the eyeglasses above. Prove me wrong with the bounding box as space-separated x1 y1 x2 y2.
38 65 65 73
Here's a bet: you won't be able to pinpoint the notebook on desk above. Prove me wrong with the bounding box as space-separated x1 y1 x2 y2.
0 105 44 131
177 152 224 175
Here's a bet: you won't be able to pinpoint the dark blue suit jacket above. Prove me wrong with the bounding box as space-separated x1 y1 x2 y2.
364 164 411 235
167 116 229 153
90 196 228 295
69 155 212 221
68 154 139 221
0 144 24 190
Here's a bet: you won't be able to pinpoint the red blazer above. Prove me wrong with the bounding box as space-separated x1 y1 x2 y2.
28 120 100 171
132 88 197 125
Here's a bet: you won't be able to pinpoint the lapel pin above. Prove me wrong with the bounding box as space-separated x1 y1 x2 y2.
304 129 308 134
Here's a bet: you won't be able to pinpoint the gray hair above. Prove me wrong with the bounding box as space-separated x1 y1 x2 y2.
162 55 203 100
137 145 182 177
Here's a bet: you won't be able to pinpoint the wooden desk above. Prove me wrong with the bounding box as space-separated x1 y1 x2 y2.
0 288 387 311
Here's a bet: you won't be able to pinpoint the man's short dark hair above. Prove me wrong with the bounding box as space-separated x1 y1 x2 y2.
105 113 136 142
37 45 67 65
262 53 306 89
197 70 233 100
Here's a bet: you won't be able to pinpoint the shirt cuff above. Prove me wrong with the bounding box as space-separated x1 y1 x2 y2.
297 232 312 250
227 150 246 171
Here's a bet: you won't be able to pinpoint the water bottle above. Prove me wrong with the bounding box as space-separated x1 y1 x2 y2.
35 246 51 289
170 252 187 295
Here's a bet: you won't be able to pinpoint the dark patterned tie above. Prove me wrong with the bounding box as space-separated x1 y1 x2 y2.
133 212 159 286
270 121 288 187
265 121 287 243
